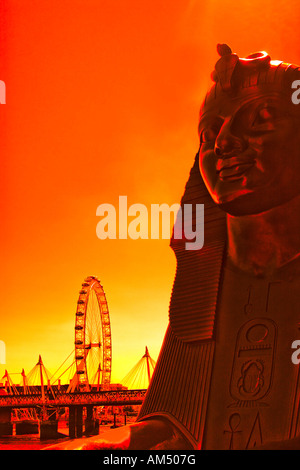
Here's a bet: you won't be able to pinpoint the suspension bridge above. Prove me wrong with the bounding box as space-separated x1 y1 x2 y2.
0 276 156 439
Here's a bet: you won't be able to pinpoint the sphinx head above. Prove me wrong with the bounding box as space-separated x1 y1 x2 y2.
198 44 300 216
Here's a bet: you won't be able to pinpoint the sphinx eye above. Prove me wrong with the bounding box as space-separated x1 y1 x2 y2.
200 125 220 144
252 106 278 127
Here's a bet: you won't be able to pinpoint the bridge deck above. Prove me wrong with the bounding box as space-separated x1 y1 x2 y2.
0 389 147 408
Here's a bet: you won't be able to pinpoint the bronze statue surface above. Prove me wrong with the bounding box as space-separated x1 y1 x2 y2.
48 45 300 450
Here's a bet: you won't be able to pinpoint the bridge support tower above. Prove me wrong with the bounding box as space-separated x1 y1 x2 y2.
69 405 83 438
84 405 99 436
0 407 12 436
39 410 59 439
69 405 99 438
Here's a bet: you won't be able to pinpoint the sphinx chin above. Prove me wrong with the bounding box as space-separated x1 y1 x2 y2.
219 187 300 216
215 192 260 217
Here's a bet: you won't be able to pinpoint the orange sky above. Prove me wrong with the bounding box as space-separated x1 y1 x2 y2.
1 0 300 386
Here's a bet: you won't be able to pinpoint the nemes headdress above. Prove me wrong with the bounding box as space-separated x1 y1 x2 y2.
202 43 300 112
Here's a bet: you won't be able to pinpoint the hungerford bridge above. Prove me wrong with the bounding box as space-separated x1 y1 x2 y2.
0 276 156 439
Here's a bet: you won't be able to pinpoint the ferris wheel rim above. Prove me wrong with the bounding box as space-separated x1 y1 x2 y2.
74 275 112 391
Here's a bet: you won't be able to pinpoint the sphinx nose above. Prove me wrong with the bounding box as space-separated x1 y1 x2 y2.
214 144 225 156
214 121 246 157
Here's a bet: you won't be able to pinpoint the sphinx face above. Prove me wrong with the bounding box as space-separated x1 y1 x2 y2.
198 90 300 215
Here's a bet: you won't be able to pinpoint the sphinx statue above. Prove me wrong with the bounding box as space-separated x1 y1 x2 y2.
49 45 300 450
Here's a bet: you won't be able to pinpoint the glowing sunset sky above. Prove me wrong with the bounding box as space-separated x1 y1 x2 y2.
1 0 300 386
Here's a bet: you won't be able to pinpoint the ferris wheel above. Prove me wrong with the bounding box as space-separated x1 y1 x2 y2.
74 276 112 392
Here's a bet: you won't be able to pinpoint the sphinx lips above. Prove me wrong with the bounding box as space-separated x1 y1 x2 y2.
217 159 255 180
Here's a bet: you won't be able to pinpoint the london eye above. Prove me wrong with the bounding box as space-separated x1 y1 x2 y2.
74 276 112 392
